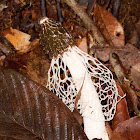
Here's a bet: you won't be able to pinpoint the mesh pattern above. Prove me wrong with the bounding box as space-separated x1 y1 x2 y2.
72 47 122 120
47 54 77 111
47 46 122 121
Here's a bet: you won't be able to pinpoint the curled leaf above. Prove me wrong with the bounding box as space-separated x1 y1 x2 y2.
94 3 125 47
111 116 140 140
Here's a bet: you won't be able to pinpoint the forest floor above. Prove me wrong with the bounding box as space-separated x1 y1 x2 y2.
0 0 140 139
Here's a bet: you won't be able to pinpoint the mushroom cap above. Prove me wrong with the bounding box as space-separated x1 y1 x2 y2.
40 17 74 57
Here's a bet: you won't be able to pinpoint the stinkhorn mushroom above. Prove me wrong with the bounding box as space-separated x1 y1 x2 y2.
39 1 123 140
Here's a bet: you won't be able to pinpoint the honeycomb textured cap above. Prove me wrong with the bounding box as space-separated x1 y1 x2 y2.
40 17 74 57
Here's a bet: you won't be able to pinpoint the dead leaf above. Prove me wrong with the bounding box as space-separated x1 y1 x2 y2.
131 63 140 89
128 29 139 46
117 43 140 70
110 53 140 116
111 116 140 140
0 68 88 140
95 48 111 62
77 37 88 53
94 3 125 47
135 20 140 45
2 44 50 87
111 83 130 130
2 27 32 53
73 108 83 125
24 38 40 53
22 9 37 20
26 46 51 87
0 112 41 140
105 122 113 139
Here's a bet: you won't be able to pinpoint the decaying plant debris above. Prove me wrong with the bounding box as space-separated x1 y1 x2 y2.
0 0 140 140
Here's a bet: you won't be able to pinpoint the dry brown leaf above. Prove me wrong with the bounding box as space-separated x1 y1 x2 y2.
2 27 31 53
105 122 113 139
111 83 130 130
0 112 41 140
22 9 37 20
95 48 111 62
135 20 140 46
111 116 140 140
26 46 51 87
109 53 140 115
131 63 140 89
117 43 140 70
94 3 125 47
0 68 88 140
73 108 83 125
77 37 88 53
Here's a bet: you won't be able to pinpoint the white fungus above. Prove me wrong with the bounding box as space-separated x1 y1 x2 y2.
40 17 123 140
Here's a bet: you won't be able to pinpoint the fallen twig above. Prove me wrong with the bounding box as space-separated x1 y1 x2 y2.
62 0 107 46
89 45 132 52
56 0 64 23
40 0 47 17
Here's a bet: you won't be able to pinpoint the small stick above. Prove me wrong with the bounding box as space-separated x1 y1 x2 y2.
40 0 47 17
74 73 85 108
55 0 64 23
112 0 121 18
63 0 107 46
89 45 132 52
86 0 95 14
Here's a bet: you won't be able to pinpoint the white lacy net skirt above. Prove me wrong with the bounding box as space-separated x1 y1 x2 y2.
47 45 123 121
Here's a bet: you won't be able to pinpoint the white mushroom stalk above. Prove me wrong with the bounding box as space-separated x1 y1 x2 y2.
40 17 123 140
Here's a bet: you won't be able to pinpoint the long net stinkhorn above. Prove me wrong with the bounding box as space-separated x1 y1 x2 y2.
40 17 123 140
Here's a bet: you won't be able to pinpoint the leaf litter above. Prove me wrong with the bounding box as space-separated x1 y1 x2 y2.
0 0 140 139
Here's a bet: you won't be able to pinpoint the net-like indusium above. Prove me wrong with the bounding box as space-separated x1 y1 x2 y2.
47 45 122 121
47 53 77 111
